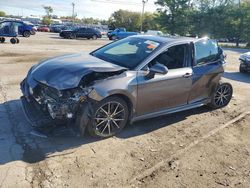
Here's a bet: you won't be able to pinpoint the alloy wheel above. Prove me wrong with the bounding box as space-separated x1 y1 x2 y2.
214 84 232 107
94 101 125 136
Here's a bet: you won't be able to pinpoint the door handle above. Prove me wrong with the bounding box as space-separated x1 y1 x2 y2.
183 73 192 78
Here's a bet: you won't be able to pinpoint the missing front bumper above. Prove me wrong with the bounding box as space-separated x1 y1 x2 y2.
21 96 55 128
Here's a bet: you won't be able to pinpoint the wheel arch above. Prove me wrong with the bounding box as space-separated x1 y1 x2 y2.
108 93 134 121
88 89 136 121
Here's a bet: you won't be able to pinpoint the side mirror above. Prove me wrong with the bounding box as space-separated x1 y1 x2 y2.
146 63 168 79
218 47 226 59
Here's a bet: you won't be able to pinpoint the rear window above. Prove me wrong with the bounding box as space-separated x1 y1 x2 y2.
195 39 219 65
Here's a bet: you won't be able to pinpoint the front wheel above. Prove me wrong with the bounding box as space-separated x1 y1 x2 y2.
70 33 76 39
23 31 31 37
239 65 247 73
0 37 5 43
87 97 129 138
111 35 117 40
209 83 233 109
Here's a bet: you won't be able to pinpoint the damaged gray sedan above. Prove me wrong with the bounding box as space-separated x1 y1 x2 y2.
21 36 233 138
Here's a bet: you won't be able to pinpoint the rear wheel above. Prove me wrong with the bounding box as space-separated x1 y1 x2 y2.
209 83 233 109
111 35 117 40
87 97 129 138
70 33 76 39
239 65 247 73
23 31 31 37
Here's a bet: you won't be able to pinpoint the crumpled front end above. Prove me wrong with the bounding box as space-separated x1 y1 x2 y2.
20 75 91 128
20 66 126 128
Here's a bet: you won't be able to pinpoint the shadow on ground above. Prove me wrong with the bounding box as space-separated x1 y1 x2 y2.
0 99 211 165
223 71 250 84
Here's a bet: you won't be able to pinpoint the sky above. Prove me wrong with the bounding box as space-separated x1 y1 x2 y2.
0 0 159 19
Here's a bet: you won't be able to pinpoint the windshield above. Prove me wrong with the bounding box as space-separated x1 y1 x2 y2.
91 37 162 69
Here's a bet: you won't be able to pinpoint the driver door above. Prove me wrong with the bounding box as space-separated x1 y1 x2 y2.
136 44 193 116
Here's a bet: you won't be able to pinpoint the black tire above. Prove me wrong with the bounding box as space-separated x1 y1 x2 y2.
70 33 76 39
111 35 117 40
23 31 31 37
92 35 97 40
16 38 19 44
31 30 36 35
239 65 247 73
86 96 129 138
10 38 16 44
209 83 233 109
0 37 5 43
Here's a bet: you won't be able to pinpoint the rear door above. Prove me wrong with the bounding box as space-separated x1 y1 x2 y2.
188 39 224 103
85 28 94 38
76 28 86 38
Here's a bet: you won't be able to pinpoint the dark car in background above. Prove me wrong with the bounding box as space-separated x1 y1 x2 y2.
21 36 232 138
60 27 102 39
239 52 250 73
50 25 70 33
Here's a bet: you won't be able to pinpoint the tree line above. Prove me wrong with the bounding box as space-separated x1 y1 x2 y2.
109 0 250 45
1 0 250 45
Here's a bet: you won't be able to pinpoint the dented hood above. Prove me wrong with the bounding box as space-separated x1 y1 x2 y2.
30 53 126 90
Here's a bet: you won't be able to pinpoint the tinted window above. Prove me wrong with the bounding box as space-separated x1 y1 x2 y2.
195 39 219 65
91 37 161 69
78 28 86 32
149 44 188 69
86 28 93 32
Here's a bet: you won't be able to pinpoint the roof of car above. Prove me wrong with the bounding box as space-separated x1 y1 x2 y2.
132 35 202 44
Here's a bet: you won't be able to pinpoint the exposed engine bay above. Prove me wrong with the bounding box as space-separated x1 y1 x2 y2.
21 70 125 128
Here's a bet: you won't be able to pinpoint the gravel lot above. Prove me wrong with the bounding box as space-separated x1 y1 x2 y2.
0 32 250 188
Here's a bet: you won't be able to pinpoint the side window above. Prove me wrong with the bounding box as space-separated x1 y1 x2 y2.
86 28 93 32
195 39 219 65
79 28 86 33
147 44 188 70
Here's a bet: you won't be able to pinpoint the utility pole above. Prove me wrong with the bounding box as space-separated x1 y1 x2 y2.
140 0 148 33
72 2 75 22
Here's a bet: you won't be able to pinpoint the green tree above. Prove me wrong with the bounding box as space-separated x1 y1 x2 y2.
142 12 160 31
109 10 141 31
43 6 53 18
155 0 192 35
42 6 53 25
0 11 6 17
42 17 52 25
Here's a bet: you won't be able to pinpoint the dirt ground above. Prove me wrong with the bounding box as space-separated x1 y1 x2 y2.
0 32 249 188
